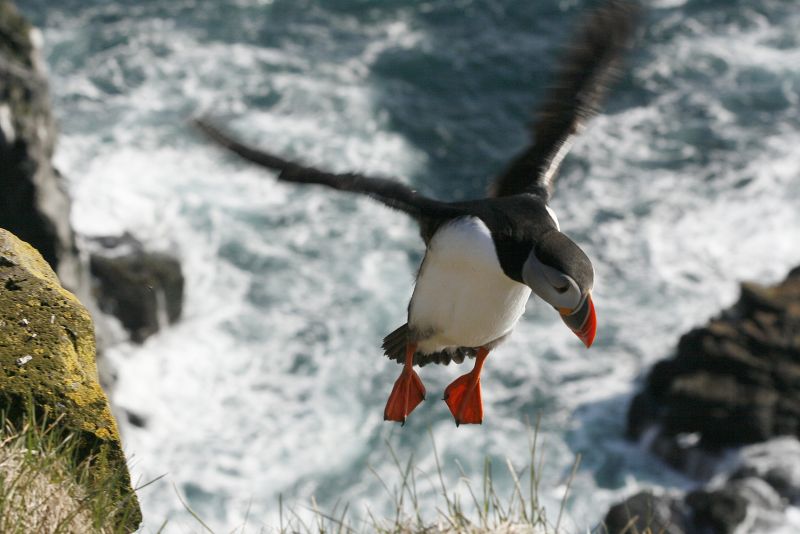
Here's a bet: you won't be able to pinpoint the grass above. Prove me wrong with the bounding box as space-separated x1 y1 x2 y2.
0 404 145 534
177 419 582 534
354 427 580 534
0 410 666 534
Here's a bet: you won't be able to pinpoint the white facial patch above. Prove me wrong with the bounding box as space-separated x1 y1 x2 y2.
522 251 582 311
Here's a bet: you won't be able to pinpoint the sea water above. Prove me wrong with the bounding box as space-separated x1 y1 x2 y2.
19 0 800 531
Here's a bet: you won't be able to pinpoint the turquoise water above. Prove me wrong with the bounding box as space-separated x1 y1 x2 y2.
20 0 800 531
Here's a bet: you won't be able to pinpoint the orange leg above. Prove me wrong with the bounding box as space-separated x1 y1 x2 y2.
384 343 426 425
443 347 489 426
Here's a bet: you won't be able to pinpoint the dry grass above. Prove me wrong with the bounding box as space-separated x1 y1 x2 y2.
0 429 99 533
178 421 580 534
0 408 144 534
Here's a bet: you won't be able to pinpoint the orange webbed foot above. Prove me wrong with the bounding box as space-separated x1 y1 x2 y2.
384 367 426 425
443 373 483 426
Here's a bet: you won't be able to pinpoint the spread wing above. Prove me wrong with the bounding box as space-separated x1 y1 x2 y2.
490 0 640 199
194 118 463 221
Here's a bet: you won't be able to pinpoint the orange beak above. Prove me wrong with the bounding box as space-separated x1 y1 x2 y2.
560 293 596 348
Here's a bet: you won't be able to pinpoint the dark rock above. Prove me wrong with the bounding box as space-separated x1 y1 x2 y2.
724 476 783 513
628 266 800 454
89 233 184 343
664 372 777 444
637 427 723 479
124 409 148 428
602 466 793 534
0 1 83 294
725 477 789 534
604 491 690 534
729 437 800 505
613 266 800 534
685 487 747 534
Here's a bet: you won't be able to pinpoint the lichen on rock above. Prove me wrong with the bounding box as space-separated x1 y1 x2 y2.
0 228 141 531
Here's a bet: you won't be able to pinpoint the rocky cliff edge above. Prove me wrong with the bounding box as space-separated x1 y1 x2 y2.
0 228 141 531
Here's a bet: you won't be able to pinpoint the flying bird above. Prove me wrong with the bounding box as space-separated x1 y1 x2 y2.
195 0 639 426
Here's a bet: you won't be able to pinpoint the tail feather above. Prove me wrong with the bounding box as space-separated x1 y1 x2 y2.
382 324 477 367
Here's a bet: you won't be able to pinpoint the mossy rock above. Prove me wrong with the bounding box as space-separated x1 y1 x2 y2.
0 228 141 531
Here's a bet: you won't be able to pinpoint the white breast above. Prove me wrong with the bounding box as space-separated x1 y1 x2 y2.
408 217 531 354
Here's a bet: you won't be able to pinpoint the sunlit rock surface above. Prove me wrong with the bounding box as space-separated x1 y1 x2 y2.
0 228 141 531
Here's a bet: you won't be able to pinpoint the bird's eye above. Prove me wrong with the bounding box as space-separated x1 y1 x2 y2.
554 283 570 294
552 276 572 294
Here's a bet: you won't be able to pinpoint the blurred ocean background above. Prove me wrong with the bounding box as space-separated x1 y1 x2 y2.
19 0 800 531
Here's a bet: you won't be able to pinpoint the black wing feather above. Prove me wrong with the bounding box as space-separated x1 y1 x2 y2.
491 0 640 199
193 118 462 221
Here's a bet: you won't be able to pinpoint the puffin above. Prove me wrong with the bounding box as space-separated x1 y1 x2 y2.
195 0 639 426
